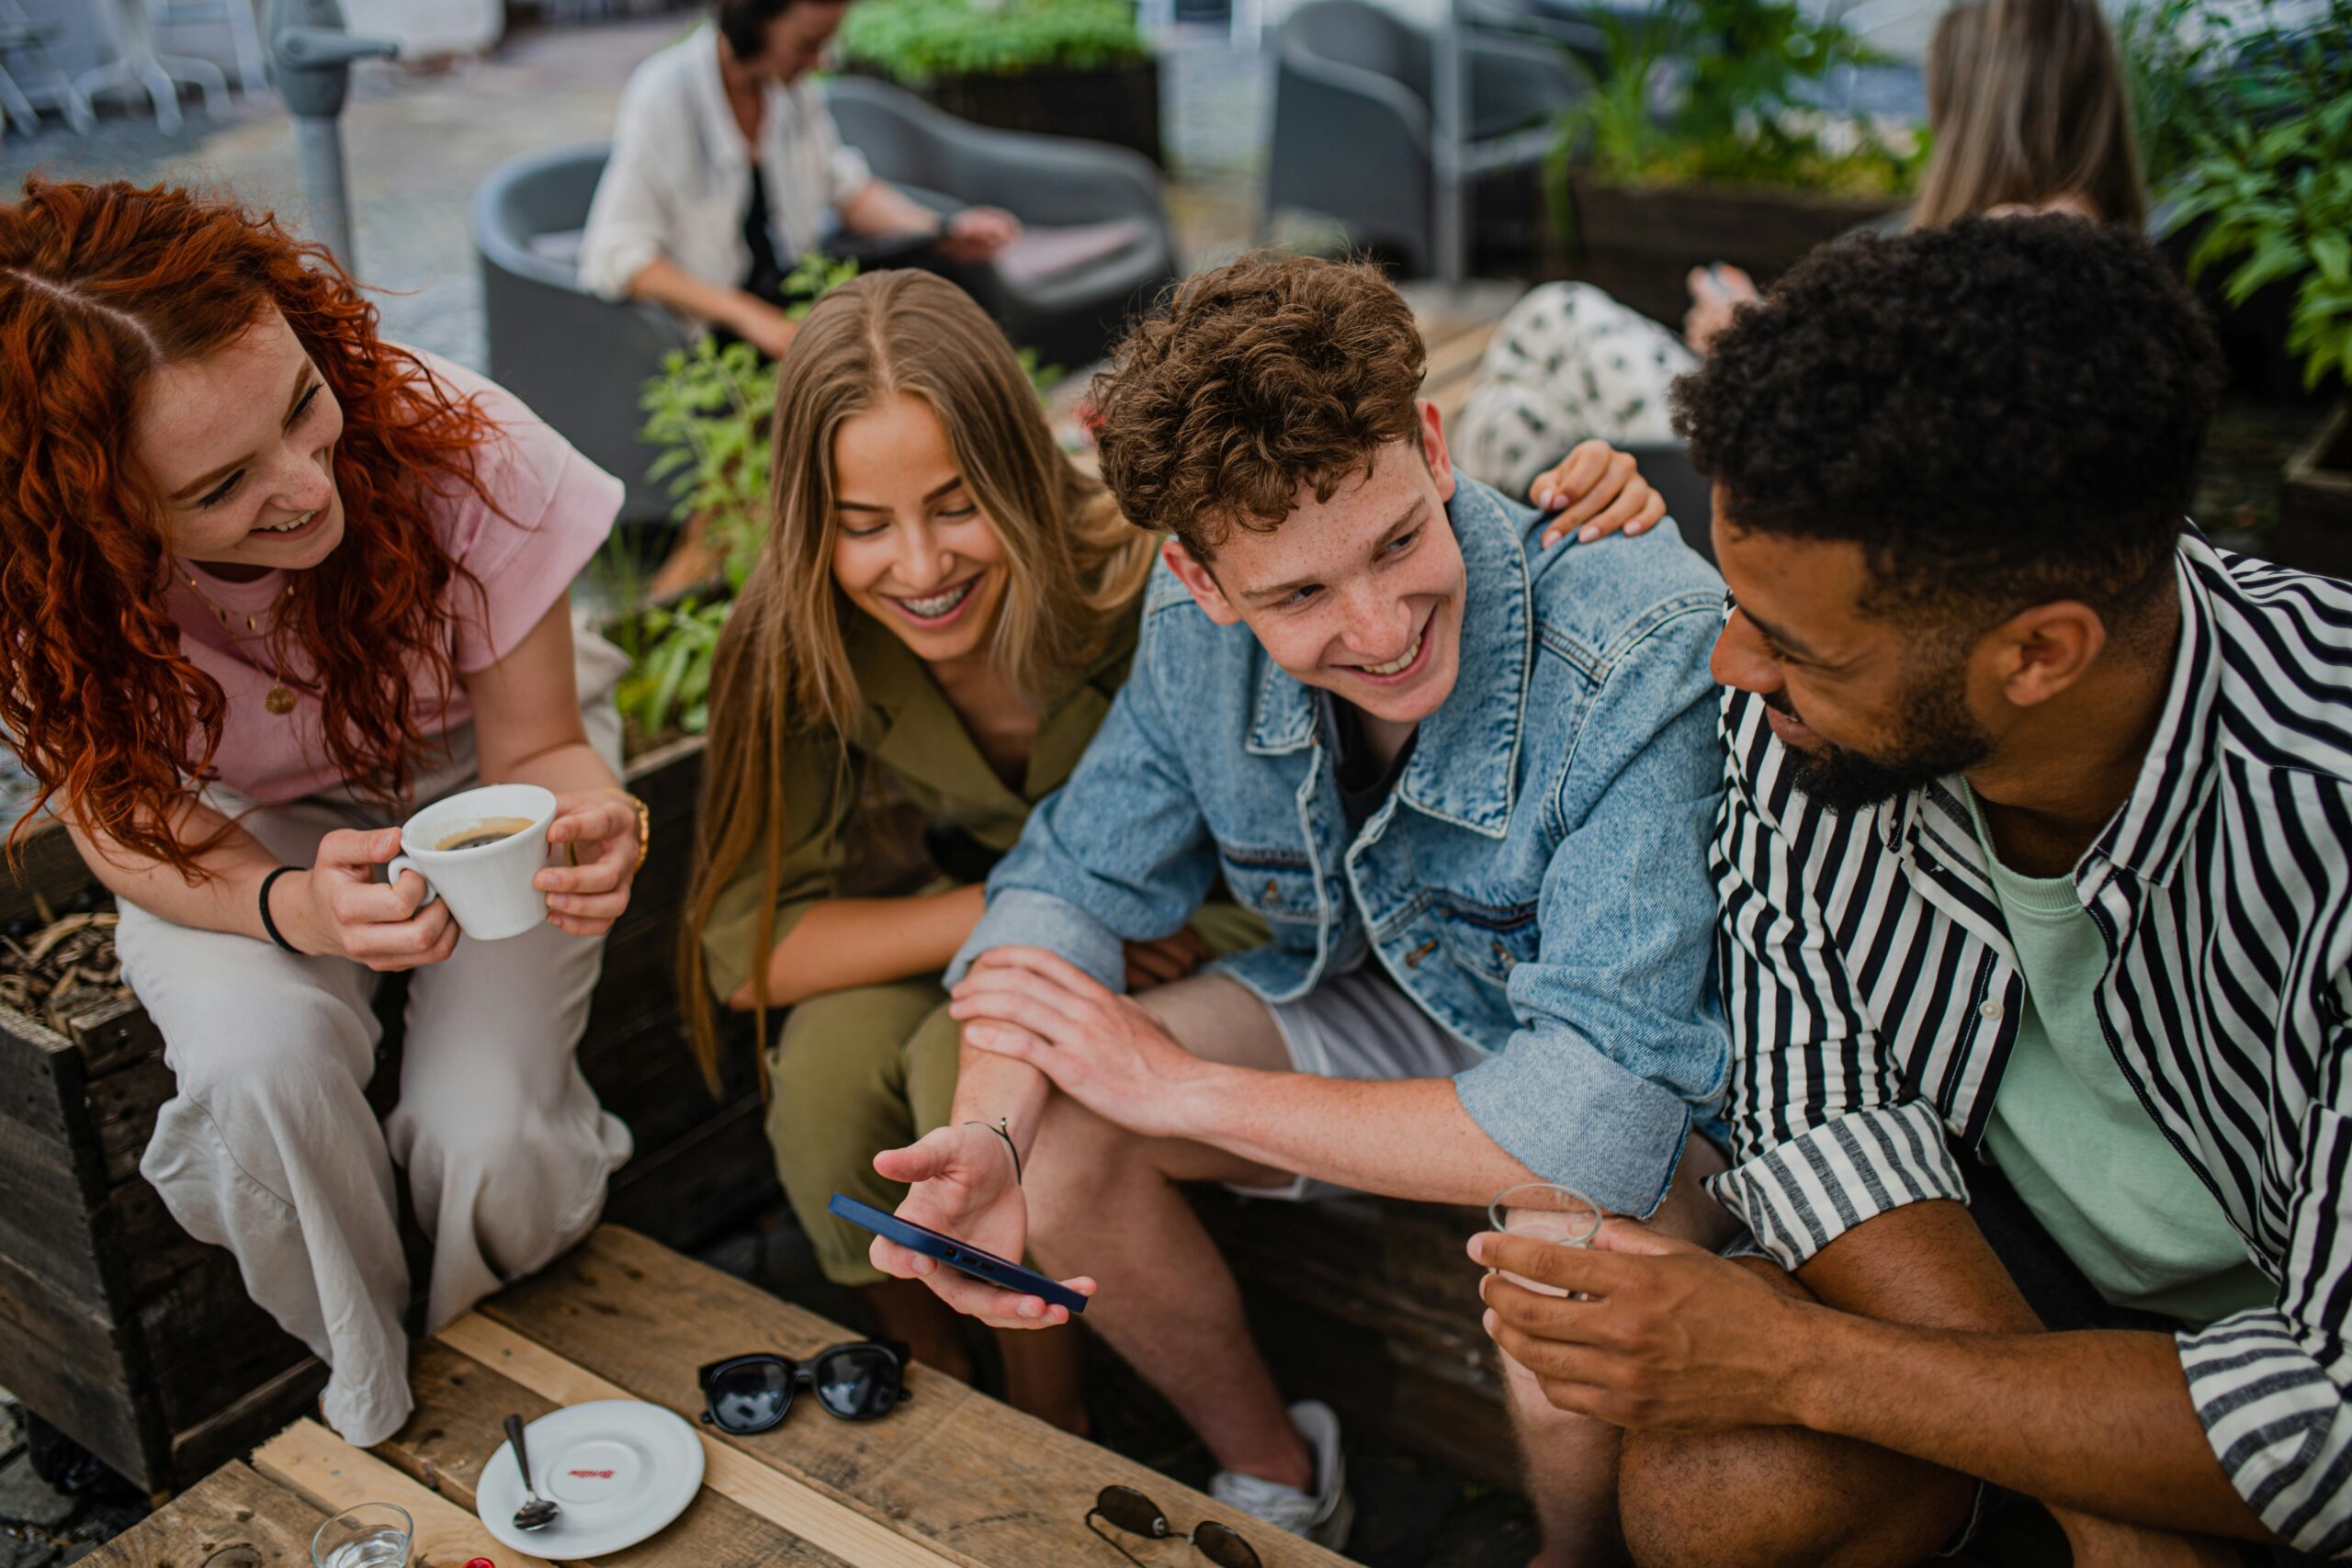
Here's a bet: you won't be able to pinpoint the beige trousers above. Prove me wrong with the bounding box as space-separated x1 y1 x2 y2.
118 631 633 1448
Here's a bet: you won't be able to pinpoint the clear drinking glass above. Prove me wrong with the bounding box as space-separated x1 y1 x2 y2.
311 1503 413 1568
1487 1181 1602 1297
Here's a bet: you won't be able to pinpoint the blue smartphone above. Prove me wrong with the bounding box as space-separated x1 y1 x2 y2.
827 1192 1089 1315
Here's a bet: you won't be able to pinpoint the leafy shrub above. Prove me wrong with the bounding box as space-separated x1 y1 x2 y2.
2163 0 2352 391
1549 0 1922 209
837 0 1147 86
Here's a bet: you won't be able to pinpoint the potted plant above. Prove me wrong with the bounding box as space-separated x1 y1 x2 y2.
2160 0 2352 573
834 0 1162 166
1545 0 1922 324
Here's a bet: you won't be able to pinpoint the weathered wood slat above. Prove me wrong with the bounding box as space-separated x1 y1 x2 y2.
382 1339 850 1568
254 1419 559 1568
602 1088 775 1251
474 1226 1357 1568
0 1239 150 1485
76 1460 323 1568
441 1315 956 1568
170 1355 330 1488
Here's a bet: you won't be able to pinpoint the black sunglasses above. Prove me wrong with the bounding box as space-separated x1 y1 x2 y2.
1086 1484 1261 1568
696 1342 910 1434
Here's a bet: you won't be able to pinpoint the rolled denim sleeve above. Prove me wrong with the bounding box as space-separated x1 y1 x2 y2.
947 609 1220 988
1451 602 1729 1220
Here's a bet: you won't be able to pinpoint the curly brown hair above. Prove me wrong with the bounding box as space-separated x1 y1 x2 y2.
1091 252 1425 556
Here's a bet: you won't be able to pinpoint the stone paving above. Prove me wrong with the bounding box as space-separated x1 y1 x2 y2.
0 15 1275 371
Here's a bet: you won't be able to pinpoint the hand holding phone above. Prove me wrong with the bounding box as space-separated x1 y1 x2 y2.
864 1124 1098 1328
831 1193 1090 1316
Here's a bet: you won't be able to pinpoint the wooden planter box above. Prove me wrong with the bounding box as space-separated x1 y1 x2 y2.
0 735 770 1495
1552 175 1900 332
856 58 1163 167
2272 401 2352 581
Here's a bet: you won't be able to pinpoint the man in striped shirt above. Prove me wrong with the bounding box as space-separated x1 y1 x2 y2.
1476 216 2351 1564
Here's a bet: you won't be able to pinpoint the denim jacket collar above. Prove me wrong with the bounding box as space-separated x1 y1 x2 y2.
1242 480 1530 838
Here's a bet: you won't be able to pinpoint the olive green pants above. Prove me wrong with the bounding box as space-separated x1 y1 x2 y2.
767 904 1266 1287
766 976 961 1287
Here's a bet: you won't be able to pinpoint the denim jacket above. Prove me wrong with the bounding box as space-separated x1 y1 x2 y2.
949 479 1729 1216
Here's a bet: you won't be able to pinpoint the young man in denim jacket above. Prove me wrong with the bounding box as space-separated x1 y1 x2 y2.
868 254 1735 1558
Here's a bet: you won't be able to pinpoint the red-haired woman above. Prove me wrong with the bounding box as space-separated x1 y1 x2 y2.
0 178 648 1445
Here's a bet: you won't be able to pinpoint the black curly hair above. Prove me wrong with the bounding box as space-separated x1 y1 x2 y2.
1671 216 2221 627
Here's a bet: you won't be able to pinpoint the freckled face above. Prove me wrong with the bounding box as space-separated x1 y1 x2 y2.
1167 403 1467 727
131 308 346 577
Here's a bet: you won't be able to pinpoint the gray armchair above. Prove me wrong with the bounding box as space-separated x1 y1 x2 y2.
473 144 694 524
826 75 1179 371
1264 0 1580 276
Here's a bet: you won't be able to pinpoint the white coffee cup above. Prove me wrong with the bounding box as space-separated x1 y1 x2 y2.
387 783 558 942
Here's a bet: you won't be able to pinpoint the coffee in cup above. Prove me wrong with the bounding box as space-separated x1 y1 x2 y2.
389 784 560 942
433 817 537 853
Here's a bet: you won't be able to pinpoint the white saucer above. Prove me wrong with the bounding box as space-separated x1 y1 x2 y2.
475 1400 706 1560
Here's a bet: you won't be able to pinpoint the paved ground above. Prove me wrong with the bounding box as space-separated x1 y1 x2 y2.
0 14 1275 371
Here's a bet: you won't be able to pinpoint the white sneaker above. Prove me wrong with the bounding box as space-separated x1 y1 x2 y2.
1209 1399 1354 1550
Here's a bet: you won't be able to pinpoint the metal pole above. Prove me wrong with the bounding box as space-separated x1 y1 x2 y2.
1430 0 1467 288
265 0 398 272
291 114 354 264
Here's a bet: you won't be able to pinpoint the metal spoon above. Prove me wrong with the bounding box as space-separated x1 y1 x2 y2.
503 1413 560 1531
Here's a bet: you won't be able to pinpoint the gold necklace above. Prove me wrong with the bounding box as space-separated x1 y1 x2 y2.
179 570 302 716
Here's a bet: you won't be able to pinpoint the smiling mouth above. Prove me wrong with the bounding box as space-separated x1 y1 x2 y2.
1359 631 1423 677
254 510 319 536
888 578 978 624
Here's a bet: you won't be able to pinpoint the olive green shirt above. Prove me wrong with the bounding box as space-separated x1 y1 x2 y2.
699 607 1140 1003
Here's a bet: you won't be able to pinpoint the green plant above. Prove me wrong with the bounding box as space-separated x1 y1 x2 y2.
2165 0 2352 391
1547 0 1920 214
2115 0 2232 190
615 594 730 740
836 0 1146 85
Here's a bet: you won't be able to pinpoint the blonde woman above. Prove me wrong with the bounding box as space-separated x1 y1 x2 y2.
1454 0 2149 508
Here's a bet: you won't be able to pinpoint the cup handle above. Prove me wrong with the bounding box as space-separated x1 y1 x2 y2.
387 854 439 910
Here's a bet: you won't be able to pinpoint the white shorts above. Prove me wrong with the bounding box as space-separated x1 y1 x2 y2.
1229 964 1487 1201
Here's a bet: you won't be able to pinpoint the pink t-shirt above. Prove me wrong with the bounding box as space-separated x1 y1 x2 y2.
164 352 624 805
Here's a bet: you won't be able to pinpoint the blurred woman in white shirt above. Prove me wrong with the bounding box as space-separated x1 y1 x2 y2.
579 0 1020 359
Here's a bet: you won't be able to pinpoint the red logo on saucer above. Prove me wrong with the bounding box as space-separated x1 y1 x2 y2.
567 1469 616 1479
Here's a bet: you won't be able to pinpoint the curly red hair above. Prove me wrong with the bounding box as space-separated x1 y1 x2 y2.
0 177 497 876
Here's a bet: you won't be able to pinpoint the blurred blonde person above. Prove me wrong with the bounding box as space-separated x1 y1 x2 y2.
1455 0 2147 512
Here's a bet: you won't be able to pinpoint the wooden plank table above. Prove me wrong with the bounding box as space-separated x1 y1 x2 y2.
80 1226 1359 1567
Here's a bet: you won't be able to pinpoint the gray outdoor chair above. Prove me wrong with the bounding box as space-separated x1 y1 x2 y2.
1264 0 1581 276
472 143 695 524
824 75 1178 371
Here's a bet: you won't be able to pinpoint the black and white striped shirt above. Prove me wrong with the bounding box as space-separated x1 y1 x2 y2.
1707 534 2352 1554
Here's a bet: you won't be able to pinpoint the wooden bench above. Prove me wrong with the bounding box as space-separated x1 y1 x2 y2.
85 1224 1355 1568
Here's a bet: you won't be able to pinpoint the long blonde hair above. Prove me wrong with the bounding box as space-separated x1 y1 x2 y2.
1913 0 2146 231
679 270 1155 1089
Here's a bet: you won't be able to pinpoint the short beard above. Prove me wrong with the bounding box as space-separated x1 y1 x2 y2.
1771 656 1993 815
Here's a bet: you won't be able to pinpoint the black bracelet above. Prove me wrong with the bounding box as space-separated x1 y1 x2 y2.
965 1117 1023 1186
257 865 302 953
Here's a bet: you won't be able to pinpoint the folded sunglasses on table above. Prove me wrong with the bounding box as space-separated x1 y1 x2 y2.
697 1342 910 1433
